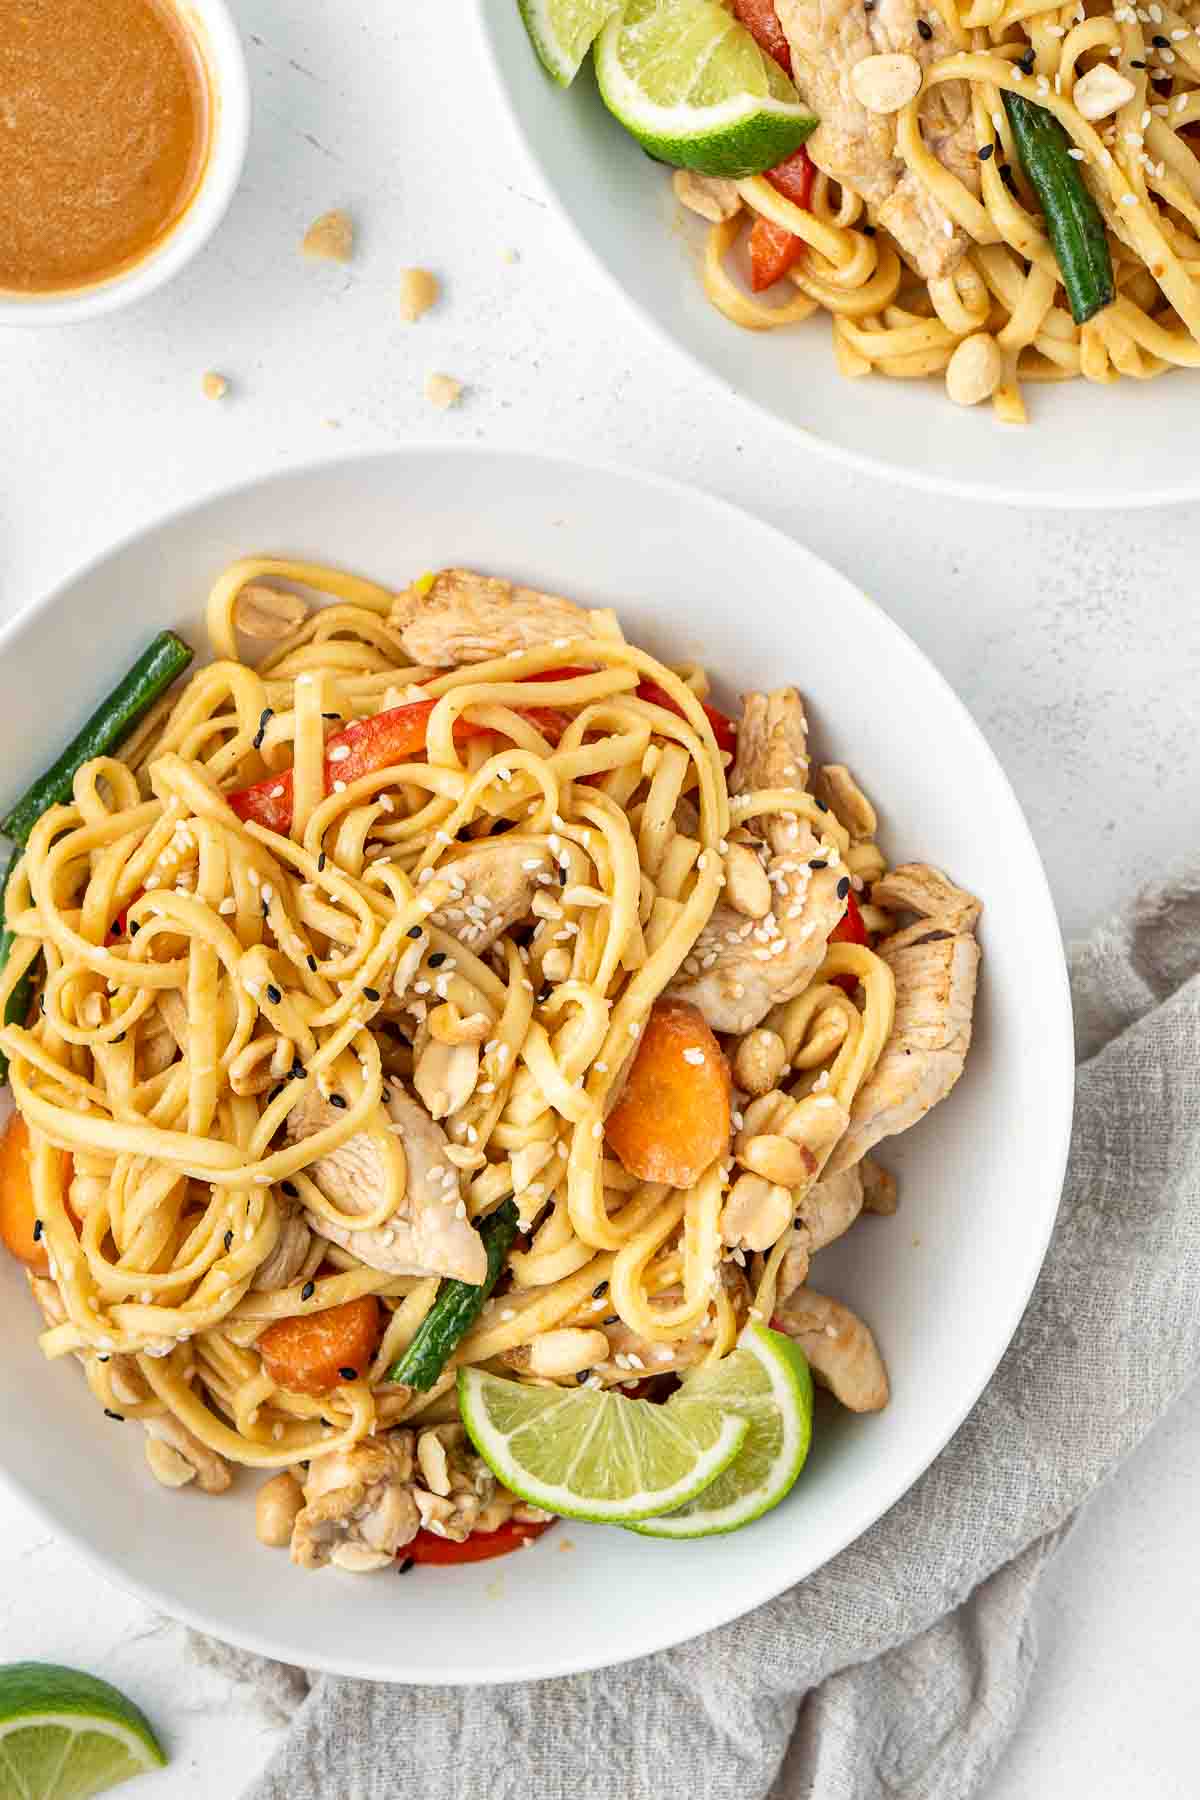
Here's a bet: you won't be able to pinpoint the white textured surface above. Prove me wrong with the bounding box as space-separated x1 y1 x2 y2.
0 3 1195 1795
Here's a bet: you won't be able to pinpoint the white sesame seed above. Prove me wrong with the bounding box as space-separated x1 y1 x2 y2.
328 744 352 763
682 1046 705 1065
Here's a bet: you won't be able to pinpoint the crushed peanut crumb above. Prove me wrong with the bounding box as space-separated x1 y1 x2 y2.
302 209 353 263
399 267 439 322
426 372 464 410
202 372 229 401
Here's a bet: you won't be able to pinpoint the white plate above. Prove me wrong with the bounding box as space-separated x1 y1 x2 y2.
0 447 1073 1682
475 6 1200 509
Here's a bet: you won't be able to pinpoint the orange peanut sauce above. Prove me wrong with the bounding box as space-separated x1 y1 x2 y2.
0 0 211 295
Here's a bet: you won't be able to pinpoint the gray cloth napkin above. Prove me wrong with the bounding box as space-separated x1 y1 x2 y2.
209 864 1200 1800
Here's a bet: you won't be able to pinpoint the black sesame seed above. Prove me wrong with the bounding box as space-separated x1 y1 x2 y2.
603 1315 619 1325
291 1058 305 1080
363 986 381 1002
301 1280 316 1301
339 1366 358 1380
282 1180 299 1198
808 858 828 870
576 1369 592 1384
97 1353 110 1363
537 984 552 1003
427 952 447 968
815 799 829 813
916 16 933 37
1017 48 1034 73
261 897 270 918
39 994 46 1013
329 1093 348 1109
1153 32 1169 46
978 143 994 162
317 851 327 873
224 1230 234 1251
1130 58 1146 68
129 920 140 936
104 1409 125 1422
837 876 851 899
32 1219 43 1242
253 708 274 751
114 1031 126 1043
397 1556 415 1574
407 925 423 939
592 1281 608 1298
307 954 318 972
323 712 342 721
862 224 877 236
266 983 282 1005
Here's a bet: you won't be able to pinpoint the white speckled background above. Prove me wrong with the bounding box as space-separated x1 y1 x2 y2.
1 5 1197 1795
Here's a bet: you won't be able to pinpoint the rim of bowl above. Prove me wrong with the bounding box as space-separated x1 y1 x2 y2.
471 2 1200 512
0 444 1076 1681
0 0 251 329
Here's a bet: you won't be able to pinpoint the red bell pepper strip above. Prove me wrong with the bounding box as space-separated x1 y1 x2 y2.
730 0 793 74
748 218 806 292
766 144 815 210
748 148 815 293
402 1519 554 1566
634 680 738 755
828 888 868 995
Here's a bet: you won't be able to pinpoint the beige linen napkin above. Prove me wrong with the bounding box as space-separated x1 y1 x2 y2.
198 864 1200 1800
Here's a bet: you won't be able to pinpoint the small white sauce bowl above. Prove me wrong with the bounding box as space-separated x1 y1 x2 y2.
0 0 250 328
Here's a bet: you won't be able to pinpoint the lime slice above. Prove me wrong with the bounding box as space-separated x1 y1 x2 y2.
594 0 817 178
628 1324 813 1537
459 1366 748 1523
518 0 624 86
0 1663 166 1800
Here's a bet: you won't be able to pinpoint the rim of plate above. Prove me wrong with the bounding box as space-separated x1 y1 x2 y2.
471 4 1200 512
0 445 1075 1681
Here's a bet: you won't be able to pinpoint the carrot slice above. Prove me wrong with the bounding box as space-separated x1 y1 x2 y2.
0 1111 49 1275
257 1294 381 1397
604 998 732 1189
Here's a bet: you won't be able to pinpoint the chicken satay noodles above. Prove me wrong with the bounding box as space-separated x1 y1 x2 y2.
675 0 1200 424
0 558 981 1572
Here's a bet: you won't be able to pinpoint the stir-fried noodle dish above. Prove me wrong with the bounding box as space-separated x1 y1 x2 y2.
674 0 1200 420
0 560 981 1570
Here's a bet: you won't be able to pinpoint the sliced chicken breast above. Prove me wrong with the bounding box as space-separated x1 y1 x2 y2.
287 1084 486 1283
774 0 976 279
389 568 600 666
825 924 980 1172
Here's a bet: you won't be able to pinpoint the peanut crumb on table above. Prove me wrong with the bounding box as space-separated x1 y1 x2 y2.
202 372 229 401
302 209 353 263
426 372 463 410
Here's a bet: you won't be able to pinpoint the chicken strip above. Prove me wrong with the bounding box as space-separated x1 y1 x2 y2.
292 1433 420 1572
826 922 980 1172
774 0 975 279
729 688 811 853
286 1083 486 1283
772 1285 889 1411
426 838 559 955
668 842 847 1034
775 1164 865 1303
390 568 600 666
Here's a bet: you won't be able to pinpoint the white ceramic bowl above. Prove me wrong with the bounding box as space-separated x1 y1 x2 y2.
475 5 1200 509
0 448 1073 1681
0 0 250 328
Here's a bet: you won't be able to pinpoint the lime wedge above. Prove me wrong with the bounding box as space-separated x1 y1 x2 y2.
518 0 624 86
0 1663 166 1800
594 0 817 178
458 1366 748 1523
628 1324 813 1537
